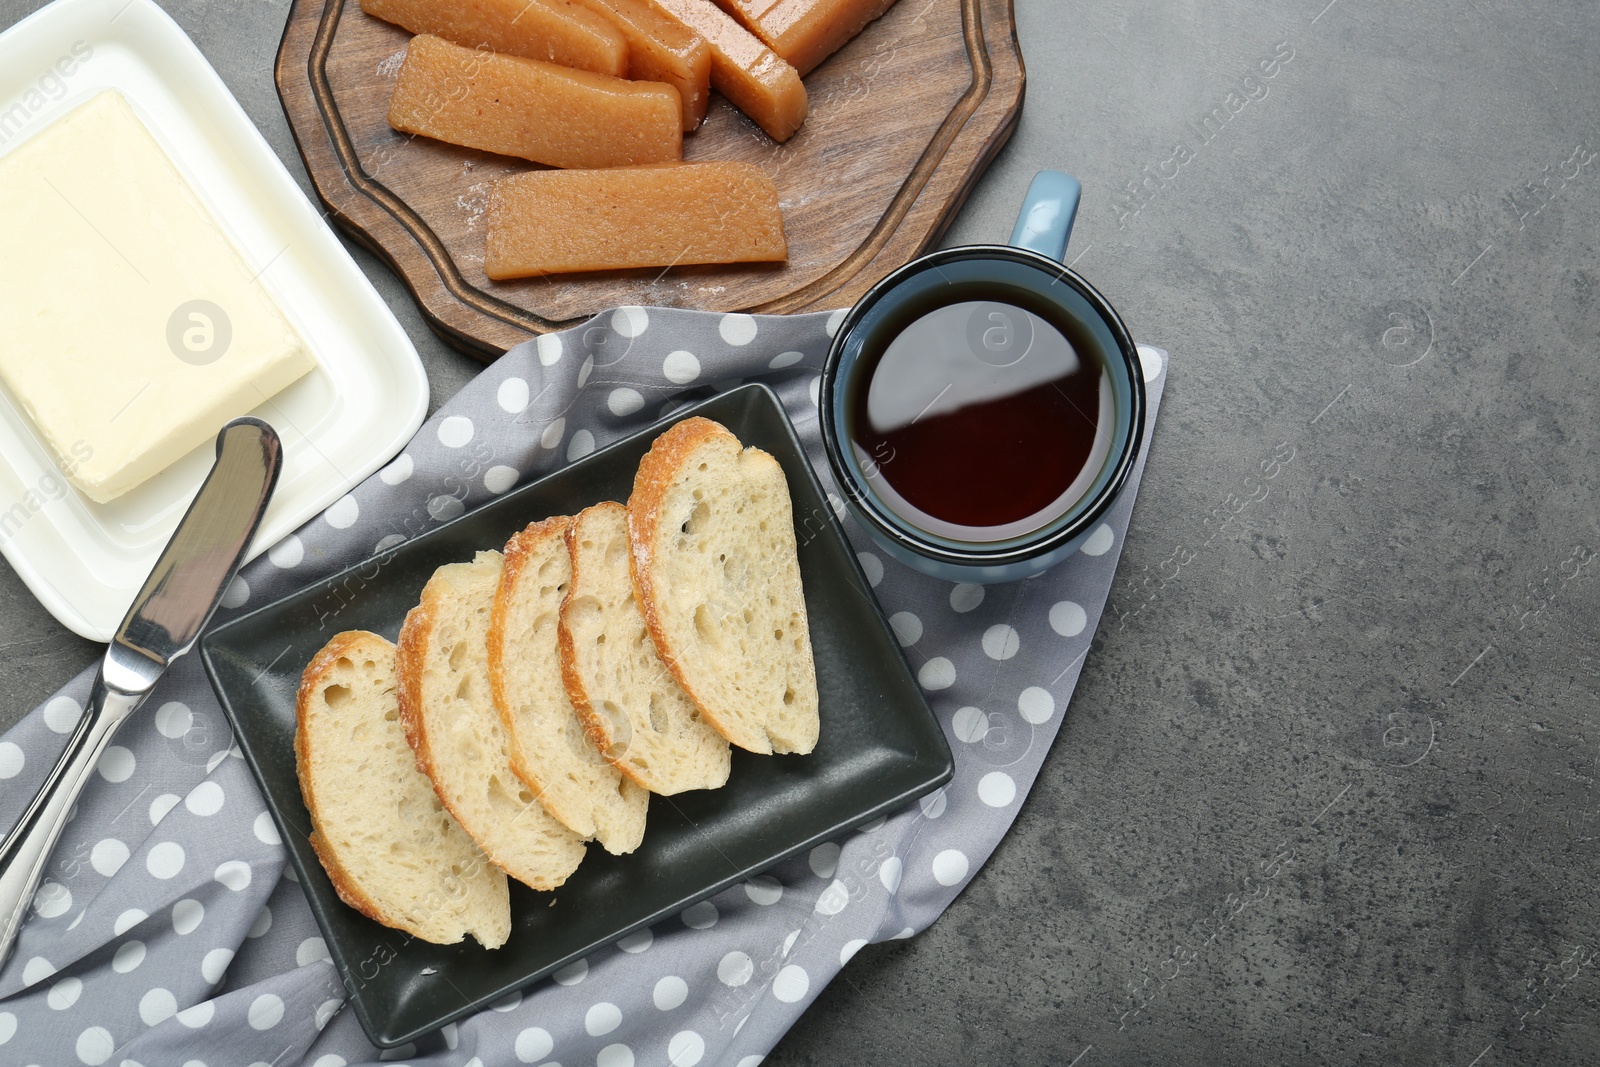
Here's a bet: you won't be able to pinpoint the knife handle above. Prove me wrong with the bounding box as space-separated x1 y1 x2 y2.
0 677 145 969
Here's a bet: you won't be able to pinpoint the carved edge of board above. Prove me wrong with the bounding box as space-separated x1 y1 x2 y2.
274 0 1025 361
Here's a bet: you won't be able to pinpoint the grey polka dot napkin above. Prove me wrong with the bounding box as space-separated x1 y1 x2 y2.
0 307 1167 1067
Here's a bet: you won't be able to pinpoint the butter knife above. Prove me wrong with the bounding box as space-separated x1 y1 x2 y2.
0 417 282 967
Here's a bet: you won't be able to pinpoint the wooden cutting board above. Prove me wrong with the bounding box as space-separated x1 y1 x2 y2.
275 0 1024 360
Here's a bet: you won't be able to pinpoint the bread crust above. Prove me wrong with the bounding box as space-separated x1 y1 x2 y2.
557 501 658 790
400 554 587 892
490 514 573 801
394 577 478 850
295 630 434 937
626 416 779 752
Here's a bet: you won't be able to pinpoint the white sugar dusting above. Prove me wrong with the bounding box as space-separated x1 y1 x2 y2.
376 49 406 78
457 182 491 227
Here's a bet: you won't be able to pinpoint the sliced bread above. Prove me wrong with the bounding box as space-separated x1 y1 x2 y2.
490 516 649 855
295 630 510 948
628 417 819 755
558 502 732 794
397 551 587 891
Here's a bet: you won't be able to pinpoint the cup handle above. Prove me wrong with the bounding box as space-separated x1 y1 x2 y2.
1008 171 1081 262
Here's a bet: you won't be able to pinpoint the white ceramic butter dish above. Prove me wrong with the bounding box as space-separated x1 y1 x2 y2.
0 0 428 640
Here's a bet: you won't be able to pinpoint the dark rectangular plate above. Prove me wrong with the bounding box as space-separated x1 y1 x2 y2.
199 383 954 1048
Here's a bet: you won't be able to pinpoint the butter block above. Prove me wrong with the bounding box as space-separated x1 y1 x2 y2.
0 91 316 504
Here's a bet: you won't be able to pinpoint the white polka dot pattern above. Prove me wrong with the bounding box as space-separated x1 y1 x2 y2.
1049 600 1087 636
617 928 652 953
253 811 281 845
0 314 1162 1067
324 494 358 529
932 849 970 886
91 838 128 876
586 1001 623 1035
612 305 649 337
498 376 530 413
379 453 413 484
220 575 249 610
515 1026 552 1062
1080 523 1115 556
949 583 984 612
149 793 180 825
719 313 757 346
267 534 304 568
201 947 233 983
663 349 700 383
952 706 988 743
743 876 783 905
878 856 902 893
982 624 1021 660
669 1028 706 1065
172 898 203 934
888 611 922 646
246 993 284 1030
428 494 465 522
147 842 185 880
0 741 22 779
717 951 753 986
47 975 80 1008
76 1026 113 1065
33 881 69 918
537 332 563 365
43 696 79 733
919 657 956 690
541 417 566 449
655 975 688 1010
978 771 1017 807
185 781 224 816
1018 686 1056 724
608 387 646 416
437 416 474 447
1137 343 1165 381
484 465 519 494
772 964 810 1003
112 939 145 974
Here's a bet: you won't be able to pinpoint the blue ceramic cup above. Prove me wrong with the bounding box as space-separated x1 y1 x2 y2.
820 171 1146 585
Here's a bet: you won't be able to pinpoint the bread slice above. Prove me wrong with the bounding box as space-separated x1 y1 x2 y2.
397 552 587 891
628 417 819 755
558 502 732 794
295 630 510 948
490 516 649 855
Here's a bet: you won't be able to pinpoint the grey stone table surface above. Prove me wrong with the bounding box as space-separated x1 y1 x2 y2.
2 0 1598 1063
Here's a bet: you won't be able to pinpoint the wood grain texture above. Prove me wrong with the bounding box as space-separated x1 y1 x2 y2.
275 0 1024 360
